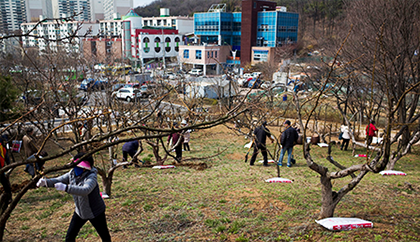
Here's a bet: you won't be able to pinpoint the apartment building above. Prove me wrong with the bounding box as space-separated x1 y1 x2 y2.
0 0 27 33
21 20 99 52
103 0 133 20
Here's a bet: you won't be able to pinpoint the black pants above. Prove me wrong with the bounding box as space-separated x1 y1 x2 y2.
249 145 268 165
366 136 373 146
0 173 11 196
183 142 190 151
175 145 183 161
66 211 111 242
341 138 350 150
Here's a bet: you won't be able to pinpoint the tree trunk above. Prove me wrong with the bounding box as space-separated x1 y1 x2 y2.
319 174 336 218
102 176 112 196
0 193 11 241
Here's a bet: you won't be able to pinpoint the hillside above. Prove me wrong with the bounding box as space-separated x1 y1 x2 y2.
5 125 420 241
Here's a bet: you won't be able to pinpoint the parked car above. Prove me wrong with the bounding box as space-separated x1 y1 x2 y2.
79 78 106 91
124 83 140 89
167 72 177 79
188 69 203 76
111 83 125 92
248 78 262 89
112 87 141 102
139 84 156 98
242 77 254 87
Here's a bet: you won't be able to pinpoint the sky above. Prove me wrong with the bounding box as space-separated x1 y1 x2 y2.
133 0 155 7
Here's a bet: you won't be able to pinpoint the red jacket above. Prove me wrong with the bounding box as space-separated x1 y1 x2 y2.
366 123 378 137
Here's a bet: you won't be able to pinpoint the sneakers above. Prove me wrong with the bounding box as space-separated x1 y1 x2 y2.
287 164 292 168
278 164 282 167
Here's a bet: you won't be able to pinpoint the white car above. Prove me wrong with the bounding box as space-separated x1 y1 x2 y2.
112 87 141 102
166 72 177 79
188 69 203 76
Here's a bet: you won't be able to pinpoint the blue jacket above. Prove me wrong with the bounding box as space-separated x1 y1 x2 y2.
46 167 105 220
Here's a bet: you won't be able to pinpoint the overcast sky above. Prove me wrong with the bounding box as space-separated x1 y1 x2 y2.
133 0 155 7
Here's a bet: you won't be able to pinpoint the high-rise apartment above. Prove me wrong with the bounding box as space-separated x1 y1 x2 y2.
51 0 91 21
0 0 27 33
103 0 133 20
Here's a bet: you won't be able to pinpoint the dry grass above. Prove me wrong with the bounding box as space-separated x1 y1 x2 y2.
3 125 420 241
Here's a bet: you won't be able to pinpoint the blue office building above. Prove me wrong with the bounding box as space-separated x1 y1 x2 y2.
256 11 298 47
193 3 298 66
194 12 242 51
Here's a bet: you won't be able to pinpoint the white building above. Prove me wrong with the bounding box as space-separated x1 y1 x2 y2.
90 0 104 21
21 20 99 52
99 19 124 37
142 8 194 35
0 0 27 33
103 0 133 20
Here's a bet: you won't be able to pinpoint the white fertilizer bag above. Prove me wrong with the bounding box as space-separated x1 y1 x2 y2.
244 141 253 148
152 165 176 169
265 177 292 183
317 143 329 147
100 192 109 199
316 217 373 231
258 160 276 163
379 170 406 176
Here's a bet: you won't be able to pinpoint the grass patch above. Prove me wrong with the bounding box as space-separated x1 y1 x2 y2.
5 125 420 241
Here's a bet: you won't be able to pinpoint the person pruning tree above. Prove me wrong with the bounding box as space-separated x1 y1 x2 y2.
249 121 274 166
37 152 111 242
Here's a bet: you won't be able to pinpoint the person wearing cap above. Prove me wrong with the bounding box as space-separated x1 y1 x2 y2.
167 122 184 161
181 120 191 151
37 152 111 242
278 120 299 167
249 121 274 166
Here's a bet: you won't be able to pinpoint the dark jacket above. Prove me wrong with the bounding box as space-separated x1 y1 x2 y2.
122 140 139 154
281 127 298 149
254 125 271 148
46 168 105 220
168 132 184 148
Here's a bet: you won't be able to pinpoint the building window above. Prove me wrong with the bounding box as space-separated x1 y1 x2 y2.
175 37 180 52
215 51 217 58
183 50 189 58
207 51 210 58
155 37 161 52
143 37 150 43
253 50 268 62
211 51 213 58
196 50 202 59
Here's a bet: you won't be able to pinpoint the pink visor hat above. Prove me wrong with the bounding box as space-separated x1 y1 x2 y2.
73 158 92 170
